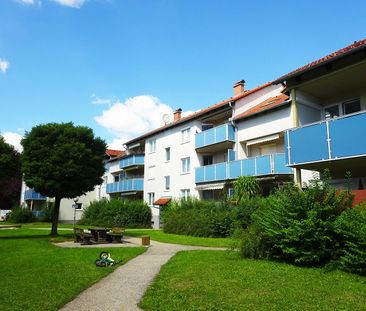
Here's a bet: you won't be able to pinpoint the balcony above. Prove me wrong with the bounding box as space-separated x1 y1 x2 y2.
119 155 144 170
24 189 47 201
285 111 366 177
106 178 144 194
195 154 292 183
195 124 235 152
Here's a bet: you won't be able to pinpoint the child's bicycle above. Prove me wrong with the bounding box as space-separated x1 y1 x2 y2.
95 251 116 267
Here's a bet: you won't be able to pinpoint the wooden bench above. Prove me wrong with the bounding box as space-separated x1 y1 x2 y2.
107 227 124 243
74 228 93 245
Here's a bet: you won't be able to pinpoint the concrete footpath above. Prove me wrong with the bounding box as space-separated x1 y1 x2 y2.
59 239 225 311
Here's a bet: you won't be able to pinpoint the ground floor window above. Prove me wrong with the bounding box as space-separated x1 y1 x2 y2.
181 189 190 199
148 192 155 206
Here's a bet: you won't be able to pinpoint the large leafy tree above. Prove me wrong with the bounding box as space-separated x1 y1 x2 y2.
0 136 22 209
21 123 107 235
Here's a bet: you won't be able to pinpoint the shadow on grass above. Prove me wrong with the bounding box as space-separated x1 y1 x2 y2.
0 234 73 240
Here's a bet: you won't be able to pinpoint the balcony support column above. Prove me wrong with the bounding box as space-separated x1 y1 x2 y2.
291 88 302 188
291 88 299 127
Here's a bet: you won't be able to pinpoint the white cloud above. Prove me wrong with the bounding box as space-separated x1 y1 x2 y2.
95 95 196 146
0 59 10 74
90 94 113 105
3 132 23 152
50 0 85 8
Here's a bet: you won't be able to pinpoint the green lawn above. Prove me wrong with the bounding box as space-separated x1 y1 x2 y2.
0 226 145 311
140 251 366 311
125 229 232 247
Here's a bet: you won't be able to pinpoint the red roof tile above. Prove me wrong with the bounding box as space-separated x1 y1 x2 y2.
126 82 272 145
106 149 124 157
234 94 289 121
275 38 366 83
154 197 171 205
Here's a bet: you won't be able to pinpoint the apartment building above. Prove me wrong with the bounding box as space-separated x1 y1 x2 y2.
275 38 366 193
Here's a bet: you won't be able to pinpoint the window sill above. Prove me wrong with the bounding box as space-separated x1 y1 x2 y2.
181 172 190 175
181 141 190 145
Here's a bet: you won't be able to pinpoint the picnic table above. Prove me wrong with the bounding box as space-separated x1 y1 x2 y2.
88 227 110 243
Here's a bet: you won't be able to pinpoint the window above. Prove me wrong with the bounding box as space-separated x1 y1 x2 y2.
203 155 213 166
148 193 155 206
181 189 190 199
165 147 171 161
181 157 191 173
325 105 340 120
114 175 120 182
202 124 214 131
343 99 361 115
148 165 156 180
164 176 170 190
181 128 191 143
148 139 156 153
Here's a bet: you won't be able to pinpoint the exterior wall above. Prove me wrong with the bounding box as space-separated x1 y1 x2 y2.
234 84 283 116
58 189 99 223
297 103 321 126
143 120 201 214
236 107 292 159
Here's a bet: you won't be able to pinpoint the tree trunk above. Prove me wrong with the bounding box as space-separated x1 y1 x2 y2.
50 196 62 236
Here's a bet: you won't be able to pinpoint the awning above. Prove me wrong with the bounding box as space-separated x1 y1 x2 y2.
195 182 225 191
246 134 279 146
154 197 171 205
120 192 137 196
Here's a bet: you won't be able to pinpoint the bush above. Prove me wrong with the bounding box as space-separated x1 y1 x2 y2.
241 172 354 266
8 207 35 223
40 202 54 222
79 198 151 228
335 203 366 275
233 176 261 201
162 198 234 237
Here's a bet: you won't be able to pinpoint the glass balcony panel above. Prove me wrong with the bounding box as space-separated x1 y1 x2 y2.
256 155 271 175
229 161 241 179
241 158 255 176
329 113 366 158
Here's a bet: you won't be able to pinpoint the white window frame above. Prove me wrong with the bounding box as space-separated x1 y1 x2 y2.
181 157 191 174
181 189 190 199
148 165 156 180
148 192 155 206
148 139 156 153
164 176 170 191
165 147 171 162
181 127 191 144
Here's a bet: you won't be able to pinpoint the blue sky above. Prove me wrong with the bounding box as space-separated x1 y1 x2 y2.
1 0 366 150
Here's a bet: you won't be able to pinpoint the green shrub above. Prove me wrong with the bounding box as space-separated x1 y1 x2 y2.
162 198 234 237
233 196 264 230
335 203 366 275
233 176 261 201
79 198 151 228
242 172 354 265
8 207 35 223
40 202 54 222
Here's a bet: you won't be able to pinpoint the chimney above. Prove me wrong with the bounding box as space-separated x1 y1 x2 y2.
174 108 182 121
233 79 245 96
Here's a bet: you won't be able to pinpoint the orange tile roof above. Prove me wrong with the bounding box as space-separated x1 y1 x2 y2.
154 197 171 205
234 94 289 121
125 82 272 145
106 149 124 157
274 38 366 83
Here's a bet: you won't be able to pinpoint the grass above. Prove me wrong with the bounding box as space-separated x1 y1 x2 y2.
125 229 233 248
0 225 145 311
140 251 366 311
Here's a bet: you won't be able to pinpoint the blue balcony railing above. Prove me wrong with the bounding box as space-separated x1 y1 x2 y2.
285 111 366 166
195 154 292 183
106 178 144 194
24 189 47 201
195 124 235 149
119 155 144 169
